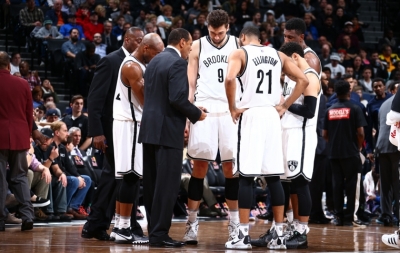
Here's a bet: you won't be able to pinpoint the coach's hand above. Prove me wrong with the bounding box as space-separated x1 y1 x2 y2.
230 107 247 124
93 135 108 153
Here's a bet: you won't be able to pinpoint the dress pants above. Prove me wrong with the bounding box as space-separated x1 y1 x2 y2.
309 154 327 219
0 150 34 222
143 144 182 243
379 152 400 219
330 156 361 222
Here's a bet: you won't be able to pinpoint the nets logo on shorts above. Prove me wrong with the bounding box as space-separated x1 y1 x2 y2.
287 160 298 172
328 108 350 120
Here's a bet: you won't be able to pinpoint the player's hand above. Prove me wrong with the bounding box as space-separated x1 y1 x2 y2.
275 104 287 117
93 135 108 153
197 106 208 113
367 153 374 163
59 173 67 187
230 107 247 124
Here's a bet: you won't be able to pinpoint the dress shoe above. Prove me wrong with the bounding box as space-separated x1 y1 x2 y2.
149 238 185 247
309 216 331 224
21 220 34 231
0 220 5 231
81 222 110 241
6 213 22 224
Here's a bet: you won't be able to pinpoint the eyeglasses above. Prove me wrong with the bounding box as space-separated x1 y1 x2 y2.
94 36 101 38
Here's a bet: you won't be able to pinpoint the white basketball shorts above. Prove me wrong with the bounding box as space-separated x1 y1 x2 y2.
281 125 317 181
233 107 284 177
187 102 236 162
113 120 143 178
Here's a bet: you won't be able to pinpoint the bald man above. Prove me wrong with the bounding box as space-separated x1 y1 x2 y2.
112 34 165 244
82 27 145 241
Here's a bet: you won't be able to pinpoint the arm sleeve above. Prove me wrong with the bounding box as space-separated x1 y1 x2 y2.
168 60 202 124
287 96 317 119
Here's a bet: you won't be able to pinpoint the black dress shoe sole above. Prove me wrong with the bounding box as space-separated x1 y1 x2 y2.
185 240 198 245
21 221 34 231
81 231 110 241
149 242 185 247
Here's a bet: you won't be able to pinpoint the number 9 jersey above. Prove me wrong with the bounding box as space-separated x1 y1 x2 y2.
196 35 240 106
236 45 282 109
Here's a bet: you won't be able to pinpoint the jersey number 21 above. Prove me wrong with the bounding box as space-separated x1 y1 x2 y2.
256 69 272 94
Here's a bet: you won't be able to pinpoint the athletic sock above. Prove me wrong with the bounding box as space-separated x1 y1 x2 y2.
188 209 198 223
275 223 284 236
230 210 239 224
120 216 130 229
286 210 294 223
239 223 249 236
114 213 120 229
297 221 308 234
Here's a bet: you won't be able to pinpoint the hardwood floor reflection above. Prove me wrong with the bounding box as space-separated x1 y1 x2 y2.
0 219 398 252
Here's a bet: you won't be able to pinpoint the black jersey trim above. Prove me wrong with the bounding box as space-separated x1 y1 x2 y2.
186 153 214 162
236 114 243 173
206 34 231 50
299 118 307 175
237 47 248 78
304 68 322 94
235 37 240 49
276 49 283 71
304 47 322 76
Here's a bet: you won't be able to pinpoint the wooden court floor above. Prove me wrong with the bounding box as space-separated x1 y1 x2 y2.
0 218 399 252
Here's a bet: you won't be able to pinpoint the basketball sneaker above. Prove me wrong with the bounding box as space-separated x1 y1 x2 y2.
114 228 133 244
228 220 239 241
286 230 308 249
109 227 118 241
251 226 275 247
267 226 287 250
183 219 198 245
382 230 400 249
225 227 251 249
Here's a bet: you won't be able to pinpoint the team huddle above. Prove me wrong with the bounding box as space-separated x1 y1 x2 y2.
112 9 322 250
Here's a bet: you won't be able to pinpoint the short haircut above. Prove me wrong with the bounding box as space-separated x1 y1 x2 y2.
334 80 350 96
362 66 372 73
239 26 260 39
0 51 10 69
279 42 304 57
388 82 400 92
71 94 84 104
85 42 95 51
68 127 81 134
207 10 229 28
104 20 112 26
66 135 74 145
372 77 385 85
162 4 172 12
341 74 353 80
37 104 47 113
168 28 190 46
322 66 331 74
11 51 20 59
43 93 56 101
284 17 306 35
51 121 66 132
69 28 79 34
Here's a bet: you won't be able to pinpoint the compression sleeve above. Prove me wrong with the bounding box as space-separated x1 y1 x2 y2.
287 96 317 119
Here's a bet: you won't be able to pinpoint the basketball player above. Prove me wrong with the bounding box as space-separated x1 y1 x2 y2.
280 42 321 249
184 10 241 244
224 27 309 249
111 33 164 244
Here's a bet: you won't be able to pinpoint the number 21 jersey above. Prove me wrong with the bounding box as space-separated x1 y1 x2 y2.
196 35 239 105
237 45 282 109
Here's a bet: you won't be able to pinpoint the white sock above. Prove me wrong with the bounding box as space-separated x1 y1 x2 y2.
275 223 284 236
188 209 198 223
239 223 249 236
120 216 130 229
230 210 239 224
114 213 120 229
293 219 299 228
271 219 276 228
297 221 308 234
286 210 294 222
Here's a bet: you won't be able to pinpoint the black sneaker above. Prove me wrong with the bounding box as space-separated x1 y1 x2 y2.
132 233 149 244
251 227 274 247
114 228 134 244
286 231 308 249
256 212 273 221
81 222 110 241
32 197 50 207
109 227 118 241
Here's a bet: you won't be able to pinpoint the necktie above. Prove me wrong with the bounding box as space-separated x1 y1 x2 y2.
106 36 111 46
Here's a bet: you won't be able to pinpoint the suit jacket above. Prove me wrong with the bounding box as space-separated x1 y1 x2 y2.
138 47 201 149
101 33 118 54
0 69 33 150
87 47 126 141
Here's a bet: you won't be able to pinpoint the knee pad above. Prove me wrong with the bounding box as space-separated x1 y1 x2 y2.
266 176 285 206
188 176 204 201
238 176 253 209
225 177 239 201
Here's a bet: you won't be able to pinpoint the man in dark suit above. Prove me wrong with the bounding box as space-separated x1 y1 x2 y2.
0 51 34 231
138 28 207 247
81 27 145 241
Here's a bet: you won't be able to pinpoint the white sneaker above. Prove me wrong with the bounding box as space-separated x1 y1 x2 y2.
114 228 133 244
225 228 252 249
183 219 198 245
228 220 239 241
382 230 400 249
109 227 118 241
267 226 287 250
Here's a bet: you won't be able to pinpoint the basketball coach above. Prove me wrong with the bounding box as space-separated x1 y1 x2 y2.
138 28 207 247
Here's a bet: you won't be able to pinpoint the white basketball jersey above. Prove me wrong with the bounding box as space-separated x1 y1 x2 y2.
236 45 283 109
281 68 322 129
304 47 322 78
113 55 145 122
196 35 239 104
